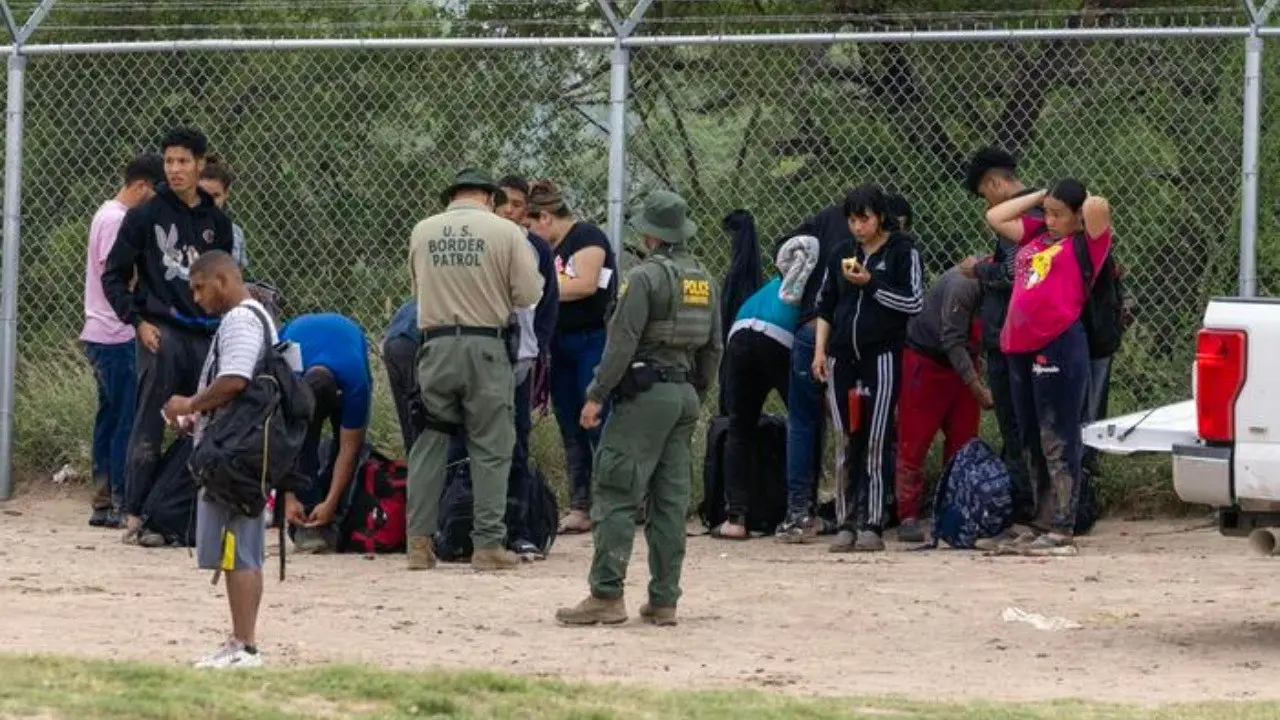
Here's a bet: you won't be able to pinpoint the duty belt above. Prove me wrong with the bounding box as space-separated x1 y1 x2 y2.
422 325 507 342
654 368 688 384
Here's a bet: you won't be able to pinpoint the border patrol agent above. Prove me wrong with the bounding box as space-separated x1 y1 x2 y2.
406 168 543 572
556 190 722 627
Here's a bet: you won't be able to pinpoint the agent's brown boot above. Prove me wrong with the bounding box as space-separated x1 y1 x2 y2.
555 595 628 626
470 545 520 571
407 536 437 571
639 603 678 627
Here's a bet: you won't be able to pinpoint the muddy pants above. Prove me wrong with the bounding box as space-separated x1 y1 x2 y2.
987 348 1035 523
895 348 980 522
124 325 210 518
1008 322 1089 535
832 348 901 533
588 381 699 608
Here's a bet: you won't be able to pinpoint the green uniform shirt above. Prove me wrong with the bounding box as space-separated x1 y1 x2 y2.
586 246 723 404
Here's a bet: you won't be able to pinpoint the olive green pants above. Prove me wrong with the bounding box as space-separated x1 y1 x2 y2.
588 381 700 607
407 335 514 550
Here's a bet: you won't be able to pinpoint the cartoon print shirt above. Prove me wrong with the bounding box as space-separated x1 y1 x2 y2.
1000 214 1113 355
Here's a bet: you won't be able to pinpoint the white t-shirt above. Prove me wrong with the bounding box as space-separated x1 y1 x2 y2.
194 299 278 443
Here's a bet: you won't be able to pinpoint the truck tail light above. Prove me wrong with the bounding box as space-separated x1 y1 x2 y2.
1195 329 1247 443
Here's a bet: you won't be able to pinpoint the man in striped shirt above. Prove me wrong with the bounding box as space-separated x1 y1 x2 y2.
163 250 304 670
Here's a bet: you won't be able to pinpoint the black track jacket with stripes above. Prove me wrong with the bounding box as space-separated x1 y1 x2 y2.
814 231 924 362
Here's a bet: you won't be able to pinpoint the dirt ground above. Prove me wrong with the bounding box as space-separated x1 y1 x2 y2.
4 485 1280 704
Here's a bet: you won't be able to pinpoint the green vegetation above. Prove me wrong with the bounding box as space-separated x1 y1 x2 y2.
1 655 1277 720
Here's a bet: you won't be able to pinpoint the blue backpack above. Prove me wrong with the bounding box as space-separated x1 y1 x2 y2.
930 439 1013 549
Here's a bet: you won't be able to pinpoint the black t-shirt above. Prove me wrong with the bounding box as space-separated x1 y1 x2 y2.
554 221 617 333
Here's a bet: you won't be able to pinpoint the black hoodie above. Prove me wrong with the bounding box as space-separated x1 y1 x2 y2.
815 231 924 362
774 203 855 327
102 183 234 333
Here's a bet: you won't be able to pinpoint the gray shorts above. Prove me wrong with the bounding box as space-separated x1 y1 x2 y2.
195 491 266 572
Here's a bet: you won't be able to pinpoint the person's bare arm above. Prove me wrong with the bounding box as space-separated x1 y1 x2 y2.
326 428 365 506
1083 195 1112 239
162 376 248 421
985 189 1047 244
812 318 831 382
559 246 606 301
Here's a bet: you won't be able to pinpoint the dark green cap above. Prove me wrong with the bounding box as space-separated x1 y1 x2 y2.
441 167 499 205
629 190 696 245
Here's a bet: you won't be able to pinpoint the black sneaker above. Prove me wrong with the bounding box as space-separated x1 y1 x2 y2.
89 507 111 527
775 510 813 544
104 509 125 529
510 539 544 561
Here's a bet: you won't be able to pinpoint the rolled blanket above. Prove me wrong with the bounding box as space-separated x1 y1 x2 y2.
775 234 820 306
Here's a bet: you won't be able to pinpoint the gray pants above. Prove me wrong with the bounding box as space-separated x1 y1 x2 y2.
195 491 266 571
125 325 211 518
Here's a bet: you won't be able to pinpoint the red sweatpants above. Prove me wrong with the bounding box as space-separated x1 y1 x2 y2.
895 348 981 522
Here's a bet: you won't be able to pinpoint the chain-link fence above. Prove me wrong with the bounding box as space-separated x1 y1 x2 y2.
0 15 1264 494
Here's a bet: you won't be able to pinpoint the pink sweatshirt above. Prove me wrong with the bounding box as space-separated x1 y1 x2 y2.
80 199 135 344
1000 214 1113 355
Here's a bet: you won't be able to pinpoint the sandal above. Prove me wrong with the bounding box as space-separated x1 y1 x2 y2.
710 522 749 541
558 510 592 535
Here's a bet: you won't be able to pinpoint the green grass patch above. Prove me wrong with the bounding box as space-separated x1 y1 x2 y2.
0 655 1276 720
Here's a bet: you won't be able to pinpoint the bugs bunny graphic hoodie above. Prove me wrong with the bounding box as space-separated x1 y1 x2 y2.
102 182 234 334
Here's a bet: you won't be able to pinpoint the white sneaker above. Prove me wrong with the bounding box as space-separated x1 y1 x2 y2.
194 640 263 669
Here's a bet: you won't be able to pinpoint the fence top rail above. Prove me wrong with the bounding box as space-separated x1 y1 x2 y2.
0 24 1255 56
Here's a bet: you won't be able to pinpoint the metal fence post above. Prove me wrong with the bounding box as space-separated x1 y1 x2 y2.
0 51 27 500
1240 30 1263 298
598 0 653 257
605 43 629 259
1240 0 1277 297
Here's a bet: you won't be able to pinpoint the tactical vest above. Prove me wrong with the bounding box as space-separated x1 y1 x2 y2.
640 251 714 352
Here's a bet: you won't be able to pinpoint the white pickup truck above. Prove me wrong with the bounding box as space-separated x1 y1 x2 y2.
1085 297 1280 553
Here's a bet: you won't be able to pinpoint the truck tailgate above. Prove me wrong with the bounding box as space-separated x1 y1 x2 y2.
1083 400 1198 455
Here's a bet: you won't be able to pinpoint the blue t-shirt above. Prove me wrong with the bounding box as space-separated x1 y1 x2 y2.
280 312 372 430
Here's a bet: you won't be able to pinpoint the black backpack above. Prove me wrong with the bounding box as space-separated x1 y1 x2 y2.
699 414 789 534
434 460 475 562
1072 235 1129 359
140 436 198 547
188 303 315 519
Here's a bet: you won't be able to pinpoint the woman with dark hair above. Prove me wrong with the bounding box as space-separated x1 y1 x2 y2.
985 179 1113 550
812 184 924 552
526 180 618 535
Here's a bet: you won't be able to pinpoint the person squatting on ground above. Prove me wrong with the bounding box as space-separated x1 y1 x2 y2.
404 169 543 572
894 263 992 543
556 190 722 628
161 250 307 669
985 181 1113 550
101 127 235 546
81 152 165 529
772 196 854 541
494 176 560 558
278 312 373 554
710 235 820 540
526 180 618 535
197 157 248 268
963 147 1037 523
813 184 924 553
